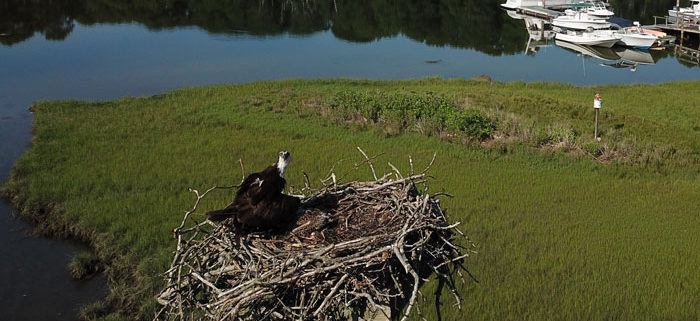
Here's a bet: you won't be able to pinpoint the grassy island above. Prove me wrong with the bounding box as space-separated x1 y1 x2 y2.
2 78 699 321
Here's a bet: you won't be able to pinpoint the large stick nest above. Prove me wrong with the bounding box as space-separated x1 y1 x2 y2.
155 152 475 321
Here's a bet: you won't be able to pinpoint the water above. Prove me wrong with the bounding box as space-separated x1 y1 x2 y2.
0 111 105 321
0 0 698 319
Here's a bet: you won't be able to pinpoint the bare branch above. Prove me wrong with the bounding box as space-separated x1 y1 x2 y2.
356 146 377 180
155 153 473 321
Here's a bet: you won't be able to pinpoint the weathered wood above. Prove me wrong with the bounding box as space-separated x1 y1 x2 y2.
154 151 475 321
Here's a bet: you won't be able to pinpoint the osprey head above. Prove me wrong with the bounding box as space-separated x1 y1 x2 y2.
277 151 291 178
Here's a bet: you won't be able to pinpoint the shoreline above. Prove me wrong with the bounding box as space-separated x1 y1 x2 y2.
2 162 116 319
3 78 699 320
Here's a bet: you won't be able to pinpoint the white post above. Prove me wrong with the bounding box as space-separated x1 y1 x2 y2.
593 93 602 140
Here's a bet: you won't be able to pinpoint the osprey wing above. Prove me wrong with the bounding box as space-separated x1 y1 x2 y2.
234 164 285 206
253 176 283 203
235 172 263 199
244 165 283 205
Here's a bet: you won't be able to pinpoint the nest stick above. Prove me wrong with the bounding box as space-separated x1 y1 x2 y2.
154 153 474 321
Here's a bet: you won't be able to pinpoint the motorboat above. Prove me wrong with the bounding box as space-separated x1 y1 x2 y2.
639 27 676 46
581 1 615 19
595 24 658 49
501 0 575 10
554 29 619 47
552 9 612 30
668 0 700 21
640 28 666 38
616 25 658 49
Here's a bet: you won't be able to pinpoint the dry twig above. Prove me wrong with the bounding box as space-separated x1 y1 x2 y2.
155 150 474 321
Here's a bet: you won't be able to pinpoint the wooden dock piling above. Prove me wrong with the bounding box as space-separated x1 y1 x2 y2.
647 16 700 45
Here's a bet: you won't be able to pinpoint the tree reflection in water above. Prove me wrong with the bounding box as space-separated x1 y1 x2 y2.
0 0 688 65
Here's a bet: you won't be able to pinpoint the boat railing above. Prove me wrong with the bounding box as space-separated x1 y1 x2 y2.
660 12 700 28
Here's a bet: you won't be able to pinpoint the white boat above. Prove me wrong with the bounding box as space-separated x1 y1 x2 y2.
582 1 614 18
597 23 659 49
616 26 658 49
555 29 619 47
552 9 612 30
668 0 700 20
501 0 575 10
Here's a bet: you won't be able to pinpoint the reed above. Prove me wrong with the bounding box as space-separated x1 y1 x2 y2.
2 78 699 321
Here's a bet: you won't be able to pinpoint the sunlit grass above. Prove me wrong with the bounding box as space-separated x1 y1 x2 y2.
3 79 699 321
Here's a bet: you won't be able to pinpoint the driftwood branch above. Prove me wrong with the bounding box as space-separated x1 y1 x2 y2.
155 151 474 321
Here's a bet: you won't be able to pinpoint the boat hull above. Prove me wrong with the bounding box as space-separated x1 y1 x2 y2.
668 8 699 18
552 18 611 30
618 33 657 49
555 32 619 48
552 11 612 30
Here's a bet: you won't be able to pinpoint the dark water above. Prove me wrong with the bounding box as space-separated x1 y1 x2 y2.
0 112 106 321
0 0 698 320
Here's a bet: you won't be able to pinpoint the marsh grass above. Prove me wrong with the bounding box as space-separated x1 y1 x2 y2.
2 79 699 321
69 251 99 280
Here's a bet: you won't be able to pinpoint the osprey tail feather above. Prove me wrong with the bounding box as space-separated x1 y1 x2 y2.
206 207 238 222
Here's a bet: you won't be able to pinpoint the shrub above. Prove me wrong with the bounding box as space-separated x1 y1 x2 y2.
329 91 496 140
447 109 497 140
582 140 604 157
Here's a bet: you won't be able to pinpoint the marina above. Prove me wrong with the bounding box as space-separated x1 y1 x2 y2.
503 0 700 56
1 1 700 320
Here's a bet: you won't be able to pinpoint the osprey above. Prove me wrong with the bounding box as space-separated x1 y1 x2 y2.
206 151 301 231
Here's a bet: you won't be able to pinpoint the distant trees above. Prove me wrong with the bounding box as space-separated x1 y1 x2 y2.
1 0 675 55
0 0 79 46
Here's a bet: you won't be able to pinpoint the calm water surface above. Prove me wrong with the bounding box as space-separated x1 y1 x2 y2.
1 0 698 319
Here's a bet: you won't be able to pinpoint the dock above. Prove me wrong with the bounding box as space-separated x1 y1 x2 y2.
646 16 700 48
514 6 563 19
674 45 700 65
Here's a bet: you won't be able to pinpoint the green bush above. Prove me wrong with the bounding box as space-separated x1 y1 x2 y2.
582 140 604 157
330 91 496 140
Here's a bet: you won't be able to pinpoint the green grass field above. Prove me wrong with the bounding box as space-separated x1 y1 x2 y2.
3 79 699 320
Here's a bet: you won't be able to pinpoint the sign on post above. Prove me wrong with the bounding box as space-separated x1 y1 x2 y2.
593 93 601 139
